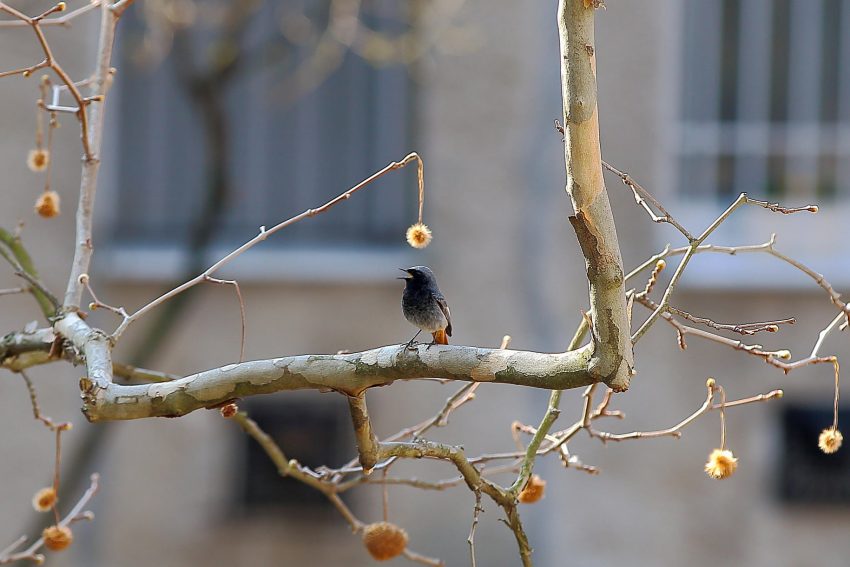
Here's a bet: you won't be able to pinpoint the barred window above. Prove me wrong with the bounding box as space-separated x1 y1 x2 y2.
679 0 850 201
102 1 416 267
779 405 850 505
670 0 850 286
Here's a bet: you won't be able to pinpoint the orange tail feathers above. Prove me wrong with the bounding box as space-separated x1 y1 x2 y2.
432 329 449 345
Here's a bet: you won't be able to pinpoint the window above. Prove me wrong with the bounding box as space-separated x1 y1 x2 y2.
669 0 850 287
778 405 850 505
235 395 354 517
98 1 417 280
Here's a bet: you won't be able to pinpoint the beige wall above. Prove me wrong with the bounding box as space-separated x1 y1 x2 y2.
1 1 848 566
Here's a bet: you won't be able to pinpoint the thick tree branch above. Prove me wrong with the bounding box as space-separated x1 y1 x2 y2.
54 312 113 391
559 0 634 391
348 393 381 473
0 327 56 371
80 343 595 422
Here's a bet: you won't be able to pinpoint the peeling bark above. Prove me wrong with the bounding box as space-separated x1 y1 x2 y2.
77 343 594 422
560 0 634 391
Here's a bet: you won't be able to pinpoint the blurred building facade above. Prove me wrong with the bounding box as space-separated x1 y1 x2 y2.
1 1 849 566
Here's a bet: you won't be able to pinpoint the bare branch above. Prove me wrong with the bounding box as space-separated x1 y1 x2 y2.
0 0 101 27
80 273 128 319
744 196 818 215
402 548 445 567
602 160 695 241
468 490 483 567
0 474 100 565
590 380 782 443
111 153 425 341
80 343 596 422
508 316 589 497
0 226 59 318
0 287 28 296
632 222 834 345
636 295 839 375
665 306 795 336
62 1 126 309
0 1 96 159
559 0 634 392
348 393 381 474
0 327 56 371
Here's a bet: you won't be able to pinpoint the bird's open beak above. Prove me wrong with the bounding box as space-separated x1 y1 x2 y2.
397 268 412 280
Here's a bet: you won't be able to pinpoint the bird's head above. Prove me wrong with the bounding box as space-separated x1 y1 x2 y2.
398 266 437 285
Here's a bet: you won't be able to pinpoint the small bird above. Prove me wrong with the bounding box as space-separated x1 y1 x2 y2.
399 266 452 347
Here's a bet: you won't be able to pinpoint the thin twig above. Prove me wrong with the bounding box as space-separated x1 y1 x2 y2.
0 286 29 296
403 548 445 567
0 1 95 159
665 306 794 336
0 228 59 318
632 229 837 346
508 317 589 496
0 0 100 27
80 273 128 319
602 160 694 241
589 382 781 443
0 474 100 565
810 312 845 358
19 370 55 429
468 490 482 567
637 294 838 373
112 153 425 341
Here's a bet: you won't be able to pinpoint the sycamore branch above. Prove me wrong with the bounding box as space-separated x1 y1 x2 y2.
558 0 634 392
79 343 595 422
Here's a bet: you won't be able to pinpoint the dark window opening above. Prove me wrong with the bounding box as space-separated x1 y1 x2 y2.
236 396 354 518
778 405 850 505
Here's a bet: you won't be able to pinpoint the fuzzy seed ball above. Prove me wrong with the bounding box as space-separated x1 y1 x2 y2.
27 149 50 172
405 223 432 249
819 427 843 454
42 525 73 551
32 487 57 512
518 474 546 503
704 448 738 479
35 191 60 218
362 521 408 561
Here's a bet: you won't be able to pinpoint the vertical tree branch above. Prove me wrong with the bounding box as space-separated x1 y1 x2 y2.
559 0 634 391
348 393 381 473
63 2 129 309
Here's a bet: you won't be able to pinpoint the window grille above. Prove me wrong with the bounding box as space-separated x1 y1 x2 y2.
670 0 850 287
678 0 850 202
237 396 353 514
106 1 416 251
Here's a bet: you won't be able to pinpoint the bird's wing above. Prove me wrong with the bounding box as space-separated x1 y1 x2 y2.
434 294 452 337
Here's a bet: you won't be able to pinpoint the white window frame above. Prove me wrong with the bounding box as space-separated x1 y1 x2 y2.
94 2 419 284
657 0 850 289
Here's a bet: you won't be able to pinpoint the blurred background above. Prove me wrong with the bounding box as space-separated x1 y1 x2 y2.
1 0 850 565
